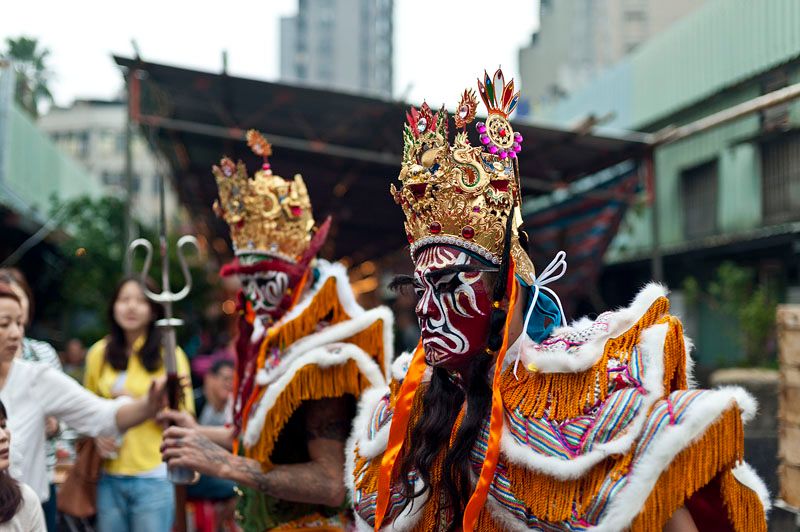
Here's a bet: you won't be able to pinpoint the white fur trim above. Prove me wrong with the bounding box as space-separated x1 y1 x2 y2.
354 515 372 531
589 387 759 531
255 306 394 386
391 352 413 382
347 386 392 468
347 382 428 531
500 323 669 479
732 461 772 513
243 342 386 447
520 283 669 374
250 316 266 343
346 387 388 497
684 334 697 389
274 260 365 327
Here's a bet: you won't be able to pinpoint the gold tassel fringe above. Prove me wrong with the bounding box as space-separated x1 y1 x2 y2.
720 467 768 532
247 359 373 468
506 453 633 522
256 277 350 371
630 406 754 531
243 275 387 463
501 296 673 421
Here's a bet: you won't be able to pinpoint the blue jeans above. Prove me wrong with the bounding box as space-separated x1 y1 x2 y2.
96 474 175 532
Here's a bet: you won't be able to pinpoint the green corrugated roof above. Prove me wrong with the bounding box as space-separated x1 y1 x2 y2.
2 104 97 218
542 0 800 130
632 0 800 127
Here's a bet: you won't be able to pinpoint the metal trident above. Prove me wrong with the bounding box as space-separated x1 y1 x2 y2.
127 170 198 486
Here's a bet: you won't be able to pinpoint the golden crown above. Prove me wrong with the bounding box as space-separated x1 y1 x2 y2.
212 130 316 263
390 69 535 283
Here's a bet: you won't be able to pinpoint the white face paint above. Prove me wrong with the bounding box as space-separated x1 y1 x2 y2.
413 246 492 368
239 271 290 314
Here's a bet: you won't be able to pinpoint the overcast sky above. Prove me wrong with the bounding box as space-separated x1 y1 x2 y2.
2 0 539 108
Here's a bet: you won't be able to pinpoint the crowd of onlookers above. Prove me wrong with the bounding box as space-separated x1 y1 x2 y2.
0 267 236 532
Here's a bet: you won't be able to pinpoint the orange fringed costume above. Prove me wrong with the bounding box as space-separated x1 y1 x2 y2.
349 285 769 531
212 131 392 530
347 69 769 531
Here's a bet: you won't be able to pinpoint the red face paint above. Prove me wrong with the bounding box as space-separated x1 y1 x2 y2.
413 245 494 369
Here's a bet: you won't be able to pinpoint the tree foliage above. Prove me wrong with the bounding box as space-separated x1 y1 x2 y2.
50 195 213 349
682 262 777 367
2 36 54 118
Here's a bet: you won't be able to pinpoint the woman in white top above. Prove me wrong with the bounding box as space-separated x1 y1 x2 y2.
0 281 166 504
0 397 45 531
0 267 68 529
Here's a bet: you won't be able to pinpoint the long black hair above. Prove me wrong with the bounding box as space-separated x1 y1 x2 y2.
396 212 517 525
395 354 493 524
0 400 22 525
105 276 164 372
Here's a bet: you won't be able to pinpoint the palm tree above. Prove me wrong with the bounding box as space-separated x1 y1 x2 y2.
2 36 54 118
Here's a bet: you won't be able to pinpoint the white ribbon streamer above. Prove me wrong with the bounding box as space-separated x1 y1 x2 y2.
513 250 568 378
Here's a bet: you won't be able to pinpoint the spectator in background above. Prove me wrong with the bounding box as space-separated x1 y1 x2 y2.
187 359 236 531
84 276 194 532
0 281 168 529
0 399 46 531
60 338 86 383
195 359 233 427
0 267 65 531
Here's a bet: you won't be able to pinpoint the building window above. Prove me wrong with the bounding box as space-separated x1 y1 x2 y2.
116 133 126 154
101 172 120 186
762 133 800 224
77 131 90 159
623 9 646 21
681 160 718 239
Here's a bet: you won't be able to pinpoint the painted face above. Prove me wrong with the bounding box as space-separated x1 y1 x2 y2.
0 298 23 362
412 245 494 369
239 271 291 316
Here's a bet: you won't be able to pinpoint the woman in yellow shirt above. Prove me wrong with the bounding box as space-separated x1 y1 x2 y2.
84 277 194 532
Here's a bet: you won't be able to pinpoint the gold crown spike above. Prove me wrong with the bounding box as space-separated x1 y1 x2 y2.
454 89 478 130
212 130 315 263
391 69 534 284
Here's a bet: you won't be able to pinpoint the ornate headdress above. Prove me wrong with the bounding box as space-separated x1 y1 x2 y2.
390 69 534 283
213 130 317 264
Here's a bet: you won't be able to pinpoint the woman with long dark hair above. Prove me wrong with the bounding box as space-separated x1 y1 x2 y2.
0 280 165 527
0 398 44 530
84 276 194 532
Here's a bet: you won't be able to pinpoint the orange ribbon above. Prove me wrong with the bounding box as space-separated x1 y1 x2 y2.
373 340 426 530
462 261 518 531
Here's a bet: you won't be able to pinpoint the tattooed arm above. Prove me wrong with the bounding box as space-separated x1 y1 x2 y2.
157 409 234 450
161 397 350 507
